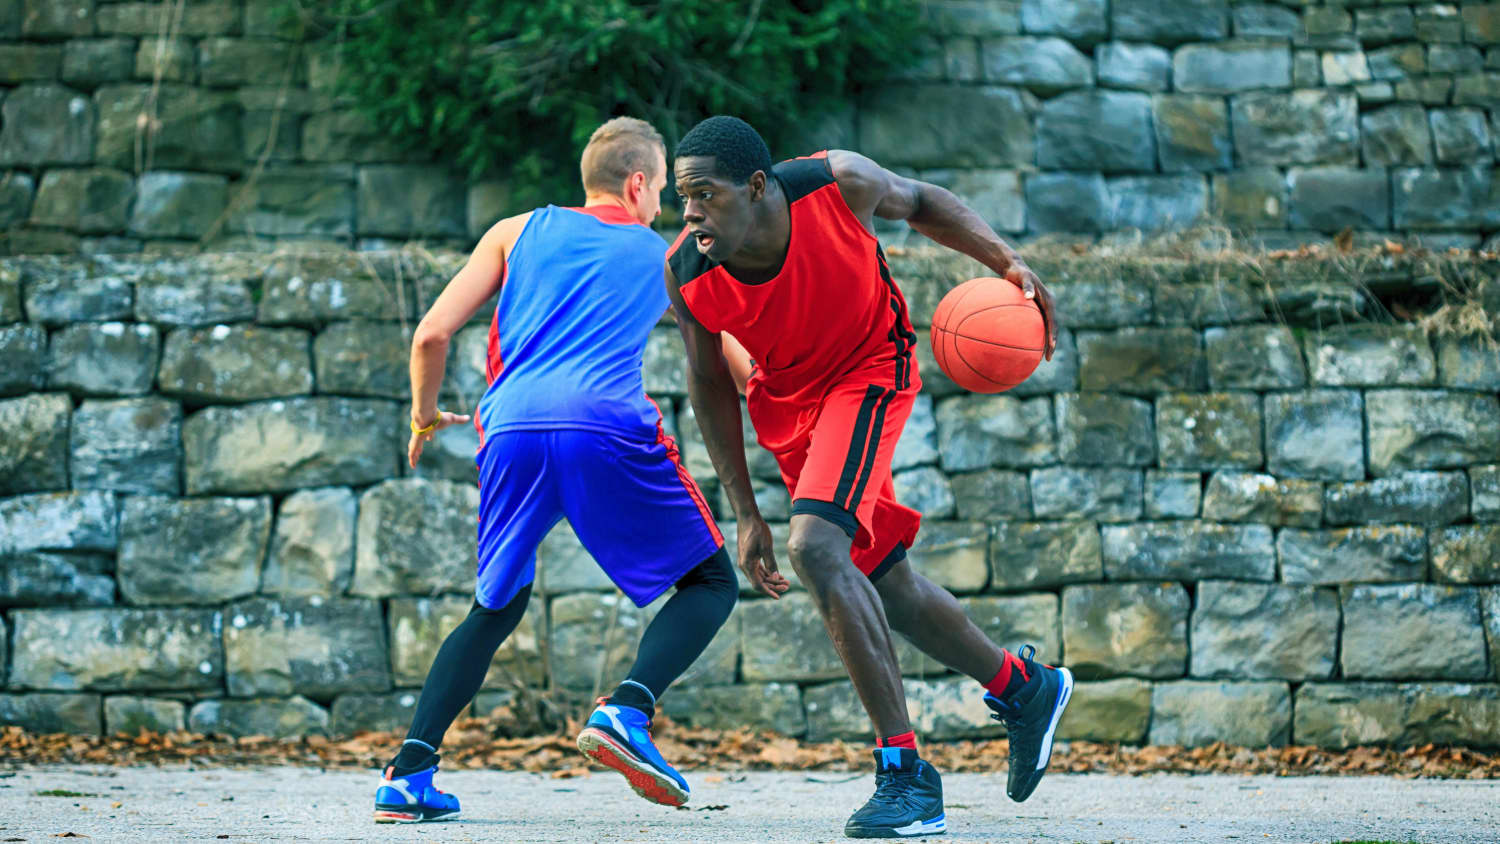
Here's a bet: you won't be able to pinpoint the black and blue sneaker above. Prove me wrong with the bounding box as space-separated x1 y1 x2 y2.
373 754 460 823
576 699 690 806
983 644 1074 803
843 747 946 838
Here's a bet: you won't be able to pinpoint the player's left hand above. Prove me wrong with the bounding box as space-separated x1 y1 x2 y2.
407 410 472 468
1005 262 1059 360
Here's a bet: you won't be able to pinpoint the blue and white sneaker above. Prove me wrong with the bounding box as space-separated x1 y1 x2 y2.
844 747 946 838
576 699 690 806
983 644 1074 803
373 760 461 823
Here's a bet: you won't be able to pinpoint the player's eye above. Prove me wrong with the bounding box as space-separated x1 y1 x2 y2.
700 192 713 201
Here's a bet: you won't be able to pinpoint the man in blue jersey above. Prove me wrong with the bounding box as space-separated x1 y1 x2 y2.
374 117 750 823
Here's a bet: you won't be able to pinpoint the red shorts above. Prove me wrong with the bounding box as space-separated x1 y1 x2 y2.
750 378 923 579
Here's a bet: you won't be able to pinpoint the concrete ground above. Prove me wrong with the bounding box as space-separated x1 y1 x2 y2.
0 764 1495 843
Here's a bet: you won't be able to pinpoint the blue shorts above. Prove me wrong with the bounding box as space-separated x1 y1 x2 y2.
474 427 723 610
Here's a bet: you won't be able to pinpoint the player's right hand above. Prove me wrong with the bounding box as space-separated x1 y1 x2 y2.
738 516 790 599
407 410 471 469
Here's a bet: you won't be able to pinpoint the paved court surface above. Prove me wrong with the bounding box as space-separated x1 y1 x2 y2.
0 764 1495 842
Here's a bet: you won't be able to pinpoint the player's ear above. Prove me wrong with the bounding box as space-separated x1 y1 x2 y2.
748 170 766 201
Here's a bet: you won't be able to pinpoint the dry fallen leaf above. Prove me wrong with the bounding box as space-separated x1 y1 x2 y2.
550 766 589 779
0 719 1494 780
1333 227 1354 254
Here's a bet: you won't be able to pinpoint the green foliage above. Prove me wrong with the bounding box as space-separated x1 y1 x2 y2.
288 0 928 209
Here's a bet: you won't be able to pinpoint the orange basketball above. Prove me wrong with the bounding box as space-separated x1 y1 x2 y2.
929 277 1044 393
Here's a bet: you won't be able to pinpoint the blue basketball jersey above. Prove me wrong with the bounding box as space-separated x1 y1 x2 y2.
475 204 669 443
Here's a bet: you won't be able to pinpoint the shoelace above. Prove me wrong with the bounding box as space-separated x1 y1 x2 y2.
870 770 922 809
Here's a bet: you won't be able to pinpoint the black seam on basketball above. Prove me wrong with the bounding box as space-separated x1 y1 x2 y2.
935 326 1025 387
932 280 991 377
947 331 1046 352
938 279 987 328
936 277 984 329
949 301 1045 350
953 303 1043 334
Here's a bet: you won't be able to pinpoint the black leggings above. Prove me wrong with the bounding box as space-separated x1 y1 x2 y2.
622 544 737 699
403 545 736 749
404 583 533 749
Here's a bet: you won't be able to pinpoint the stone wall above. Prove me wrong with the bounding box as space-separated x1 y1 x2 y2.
2 248 1498 749
2 0 1500 253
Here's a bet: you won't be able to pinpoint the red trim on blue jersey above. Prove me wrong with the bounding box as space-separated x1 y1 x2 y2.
562 205 645 226
645 396 723 546
476 269 507 451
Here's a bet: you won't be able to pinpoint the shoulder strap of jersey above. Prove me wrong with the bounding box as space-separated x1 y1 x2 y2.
775 152 835 203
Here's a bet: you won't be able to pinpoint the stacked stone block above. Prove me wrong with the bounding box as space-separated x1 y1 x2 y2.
1 248 1497 748
3 1 1500 252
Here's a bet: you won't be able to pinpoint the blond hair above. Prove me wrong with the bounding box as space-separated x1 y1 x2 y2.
580 116 665 194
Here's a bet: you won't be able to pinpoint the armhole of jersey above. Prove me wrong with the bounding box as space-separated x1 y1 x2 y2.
502 208 545 286
816 153 882 244
675 272 712 333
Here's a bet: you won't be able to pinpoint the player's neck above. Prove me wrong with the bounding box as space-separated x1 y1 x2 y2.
724 181 790 278
582 193 629 211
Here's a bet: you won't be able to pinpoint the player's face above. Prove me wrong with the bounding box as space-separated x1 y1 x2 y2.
675 155 753 262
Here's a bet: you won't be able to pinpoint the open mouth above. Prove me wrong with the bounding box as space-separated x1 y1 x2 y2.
692 230 715 252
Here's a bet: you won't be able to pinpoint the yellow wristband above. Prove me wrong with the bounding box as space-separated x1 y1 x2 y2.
410 414 440 436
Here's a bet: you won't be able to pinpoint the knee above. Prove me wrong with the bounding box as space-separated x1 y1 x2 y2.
786 532 851 597
710 565 739 617
686 546 738 617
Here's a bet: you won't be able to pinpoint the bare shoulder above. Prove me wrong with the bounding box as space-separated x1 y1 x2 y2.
826 149 888 204
481 210 534 258
827 149 918 224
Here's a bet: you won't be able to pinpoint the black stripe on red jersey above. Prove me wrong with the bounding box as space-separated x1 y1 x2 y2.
833 385 884 509
876 245 918 390
846 387 896 512
773 155 836 203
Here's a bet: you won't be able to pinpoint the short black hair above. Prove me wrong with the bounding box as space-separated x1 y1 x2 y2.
675 116 772 184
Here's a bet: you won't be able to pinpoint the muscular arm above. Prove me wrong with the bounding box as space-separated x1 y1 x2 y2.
666 264 758 522
667 264 787 598
826 149 1059 358
405 212 528 466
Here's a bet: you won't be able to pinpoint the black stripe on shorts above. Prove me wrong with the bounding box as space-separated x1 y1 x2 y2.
832 385 884 508
846 388 896 513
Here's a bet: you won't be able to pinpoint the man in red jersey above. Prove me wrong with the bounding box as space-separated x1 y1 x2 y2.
665 116 1067 839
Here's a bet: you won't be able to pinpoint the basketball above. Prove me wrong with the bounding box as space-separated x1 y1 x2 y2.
929 277 1045 393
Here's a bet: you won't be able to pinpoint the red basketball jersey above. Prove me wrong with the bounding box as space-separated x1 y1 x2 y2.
670 152 920 452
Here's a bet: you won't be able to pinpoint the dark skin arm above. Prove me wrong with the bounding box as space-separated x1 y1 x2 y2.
665 263 789 599
826 149 1060 359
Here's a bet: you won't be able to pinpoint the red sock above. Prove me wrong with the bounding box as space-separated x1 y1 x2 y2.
875 731 917 751
984 650 1030 701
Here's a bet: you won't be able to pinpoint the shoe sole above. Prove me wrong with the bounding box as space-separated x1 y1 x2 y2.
1010 666 1074 803
845 813 947 838
372 806 460 824
577 727 689 807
